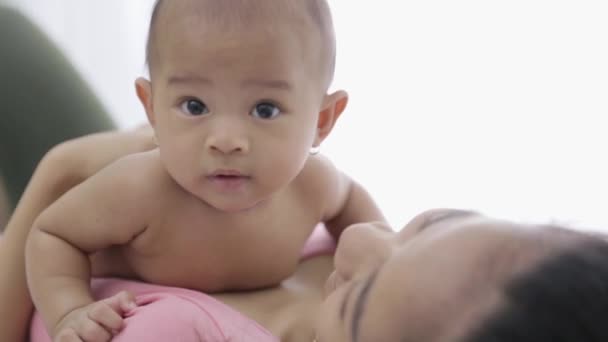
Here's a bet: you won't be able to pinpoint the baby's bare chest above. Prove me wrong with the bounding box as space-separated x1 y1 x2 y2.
92 198 320 292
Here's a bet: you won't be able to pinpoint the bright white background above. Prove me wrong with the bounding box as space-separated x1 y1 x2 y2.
4 0 608 231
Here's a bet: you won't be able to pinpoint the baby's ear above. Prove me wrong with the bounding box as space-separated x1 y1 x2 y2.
135 77 155 126
314 90 349 146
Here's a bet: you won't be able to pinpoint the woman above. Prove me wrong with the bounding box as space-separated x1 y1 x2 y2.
3 128 608 341
317 210 608 341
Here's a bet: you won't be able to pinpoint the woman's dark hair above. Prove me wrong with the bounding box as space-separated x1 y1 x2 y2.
464 238 608 341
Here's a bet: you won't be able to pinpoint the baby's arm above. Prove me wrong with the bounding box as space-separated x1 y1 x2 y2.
26 155 151 339
308 155 387 240
0 127 154 342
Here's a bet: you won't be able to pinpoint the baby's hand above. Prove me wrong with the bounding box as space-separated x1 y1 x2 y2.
53 291 136 342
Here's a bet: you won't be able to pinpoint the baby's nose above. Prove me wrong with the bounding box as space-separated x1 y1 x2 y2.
205 130 249 155
207 137 248 154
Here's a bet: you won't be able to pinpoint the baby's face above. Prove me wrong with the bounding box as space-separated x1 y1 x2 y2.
147 13 327 212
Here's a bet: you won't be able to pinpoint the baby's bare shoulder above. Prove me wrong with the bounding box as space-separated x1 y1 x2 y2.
296 155 343 192
84 150 173 201
104 150 162 179
33 151 168 247
290 155 347 216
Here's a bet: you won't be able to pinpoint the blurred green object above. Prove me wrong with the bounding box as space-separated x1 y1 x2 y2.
0 6 116 213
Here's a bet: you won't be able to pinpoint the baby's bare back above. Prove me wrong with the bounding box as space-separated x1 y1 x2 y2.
90 153 321 292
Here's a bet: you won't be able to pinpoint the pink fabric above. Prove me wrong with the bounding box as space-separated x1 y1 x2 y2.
28 225 336 342
30 279 278 342
299 224 336 260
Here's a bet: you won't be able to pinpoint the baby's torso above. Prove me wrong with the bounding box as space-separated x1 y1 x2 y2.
90 170 321 292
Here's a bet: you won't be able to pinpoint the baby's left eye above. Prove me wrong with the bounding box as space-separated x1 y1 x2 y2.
251 102 281 119
180 99 209 116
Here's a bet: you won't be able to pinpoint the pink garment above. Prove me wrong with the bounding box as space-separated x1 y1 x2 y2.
299 223 336 260
30 279 277 342
28 224 335 342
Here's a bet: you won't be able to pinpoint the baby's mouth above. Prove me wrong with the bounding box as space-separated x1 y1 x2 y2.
214 174 245 179
209 174 251 182
209 169 248 178
206 171 251 190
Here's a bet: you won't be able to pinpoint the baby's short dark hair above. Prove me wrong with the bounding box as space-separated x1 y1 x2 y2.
145 0 336 89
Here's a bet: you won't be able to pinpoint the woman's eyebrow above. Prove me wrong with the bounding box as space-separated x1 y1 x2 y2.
418 209 477 232
351 269 380 342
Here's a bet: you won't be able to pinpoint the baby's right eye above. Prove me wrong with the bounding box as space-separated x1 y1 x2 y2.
180 99 209 116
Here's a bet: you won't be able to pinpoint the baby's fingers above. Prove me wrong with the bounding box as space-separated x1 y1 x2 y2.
54 328 81 342
102 290 137 315
87 302 124 333
75 318 112 342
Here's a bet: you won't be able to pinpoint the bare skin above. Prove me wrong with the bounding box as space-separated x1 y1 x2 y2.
216 254 334 342
316 210 592 342
1 126 337 342
12 131 597 342
0 127 156 342
25 1 385 340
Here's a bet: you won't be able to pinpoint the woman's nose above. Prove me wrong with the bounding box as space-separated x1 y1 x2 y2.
334 222 393 281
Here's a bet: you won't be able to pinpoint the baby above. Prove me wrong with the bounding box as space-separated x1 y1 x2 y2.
26 0 385 340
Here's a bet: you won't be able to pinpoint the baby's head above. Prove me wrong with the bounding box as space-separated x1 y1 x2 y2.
135 0 347 212
146 0 337 91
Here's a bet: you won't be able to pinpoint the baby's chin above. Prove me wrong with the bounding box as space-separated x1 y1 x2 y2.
201 195 268 213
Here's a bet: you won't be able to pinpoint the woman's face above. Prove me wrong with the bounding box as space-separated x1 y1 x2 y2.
316 209 551 342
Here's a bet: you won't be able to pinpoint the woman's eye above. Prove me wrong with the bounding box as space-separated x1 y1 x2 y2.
251 102 281 119
180 99 209 116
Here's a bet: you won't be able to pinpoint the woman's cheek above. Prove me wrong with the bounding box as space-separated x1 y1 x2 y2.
316 288 349 342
